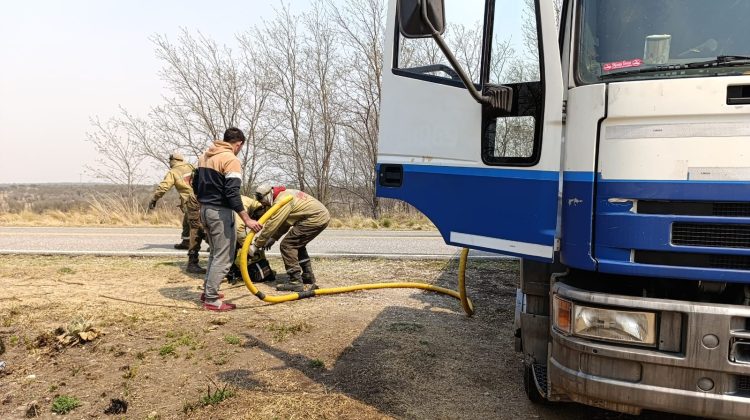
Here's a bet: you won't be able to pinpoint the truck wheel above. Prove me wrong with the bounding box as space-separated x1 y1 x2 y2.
523 362 548 404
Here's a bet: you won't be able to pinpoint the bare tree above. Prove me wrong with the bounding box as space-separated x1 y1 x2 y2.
327 0 386 218
116 107 173 171
244 3 309 191
237 38 275 192
151 29 245 140
449 22 484 81
149 28 275 189
300 0 342 205
85 117 147 197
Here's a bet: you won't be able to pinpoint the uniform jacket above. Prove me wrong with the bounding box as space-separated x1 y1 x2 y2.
192 141 244 213
151 160 195 208
253 189 330 247
235 195 264 243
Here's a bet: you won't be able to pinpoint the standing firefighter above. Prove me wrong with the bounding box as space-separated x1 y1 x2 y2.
148 153 206 274
193 128 262 311
251 185 330 292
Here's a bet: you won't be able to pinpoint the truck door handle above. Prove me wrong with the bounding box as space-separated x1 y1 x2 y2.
378 164 403 187
727 85 750 105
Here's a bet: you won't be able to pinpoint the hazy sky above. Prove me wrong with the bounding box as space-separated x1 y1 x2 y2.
0 0 515 184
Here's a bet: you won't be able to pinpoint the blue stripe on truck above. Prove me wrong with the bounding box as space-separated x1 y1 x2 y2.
376 163 558 261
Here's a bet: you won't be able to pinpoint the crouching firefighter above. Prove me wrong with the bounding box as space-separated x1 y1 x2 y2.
250 185 330 292
148 152 206 274
227 195 276 284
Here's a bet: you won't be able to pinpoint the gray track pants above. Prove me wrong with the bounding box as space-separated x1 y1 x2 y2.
200 204 236 303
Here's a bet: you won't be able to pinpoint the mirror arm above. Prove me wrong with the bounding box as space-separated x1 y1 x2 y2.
420 0 485 104
419 0 512 112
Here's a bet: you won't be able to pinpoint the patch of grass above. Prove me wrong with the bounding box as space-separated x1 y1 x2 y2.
9 335 18 346
176 333 198 348
57 267 76 275
51 395 81 414
160 331 199 357
265 321 312 342
159 343 177 357
223 335 241 345
122 365 138 379
183 382 235 413
135 351 146 360
200 385 234 406
2 307 20 327
308 359 325 369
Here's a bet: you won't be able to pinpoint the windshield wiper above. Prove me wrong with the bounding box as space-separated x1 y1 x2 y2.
600 55 750 79
685 55 750 68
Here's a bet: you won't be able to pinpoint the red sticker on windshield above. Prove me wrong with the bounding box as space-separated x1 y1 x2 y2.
602 59 643 72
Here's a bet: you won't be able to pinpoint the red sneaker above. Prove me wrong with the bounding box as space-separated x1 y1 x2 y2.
200 292 224 302
203 302 236 312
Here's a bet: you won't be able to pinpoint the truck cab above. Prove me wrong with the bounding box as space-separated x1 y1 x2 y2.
376 0 750 417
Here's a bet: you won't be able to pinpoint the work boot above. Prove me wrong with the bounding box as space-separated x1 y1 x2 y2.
276 277 306 292
227 264 241 285
186 252 207 274
174 239 189 250
300 261 316 285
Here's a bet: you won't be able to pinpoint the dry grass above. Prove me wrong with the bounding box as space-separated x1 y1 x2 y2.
329 213 435 230
0 255 529 419
0 184 182 227
0 209 433 230
0 208 181 227
0 187 434 229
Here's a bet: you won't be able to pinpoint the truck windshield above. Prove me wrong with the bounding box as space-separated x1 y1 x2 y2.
577 0 750 84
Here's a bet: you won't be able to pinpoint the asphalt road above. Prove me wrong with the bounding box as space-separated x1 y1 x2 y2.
0 227 503 259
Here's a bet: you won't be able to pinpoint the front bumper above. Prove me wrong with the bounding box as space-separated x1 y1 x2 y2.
550 282 750 419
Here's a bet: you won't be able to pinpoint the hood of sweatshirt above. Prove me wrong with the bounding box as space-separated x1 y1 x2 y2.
205 141 235 158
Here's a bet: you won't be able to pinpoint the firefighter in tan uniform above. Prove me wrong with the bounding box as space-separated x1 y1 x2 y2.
148 153 206 274
251 185 330 292
226 195 275 284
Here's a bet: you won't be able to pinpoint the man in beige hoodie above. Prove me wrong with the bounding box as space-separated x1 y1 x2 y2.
251 185 330 292
193 128 262 311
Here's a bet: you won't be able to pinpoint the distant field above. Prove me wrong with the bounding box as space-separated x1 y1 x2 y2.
0 184 183 227
0 184 434 230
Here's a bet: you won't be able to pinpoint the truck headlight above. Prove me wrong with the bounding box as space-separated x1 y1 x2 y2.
552 295 657 346
573 305 656 346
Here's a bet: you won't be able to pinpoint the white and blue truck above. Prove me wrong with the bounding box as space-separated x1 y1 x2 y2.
376 0 750 417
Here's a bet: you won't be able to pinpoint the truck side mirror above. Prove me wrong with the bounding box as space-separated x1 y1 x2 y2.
398 0 445 38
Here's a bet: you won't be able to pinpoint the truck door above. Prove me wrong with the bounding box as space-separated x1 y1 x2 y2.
377 0 564 261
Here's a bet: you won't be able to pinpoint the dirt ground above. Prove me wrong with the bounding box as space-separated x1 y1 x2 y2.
0 255 697 419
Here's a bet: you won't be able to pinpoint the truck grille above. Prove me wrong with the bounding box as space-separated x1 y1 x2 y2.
635 251 750 270
737 375 750 396
639 201 750 217
672 223 750 249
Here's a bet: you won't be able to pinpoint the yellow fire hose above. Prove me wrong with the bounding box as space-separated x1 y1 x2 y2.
239 195 475 316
